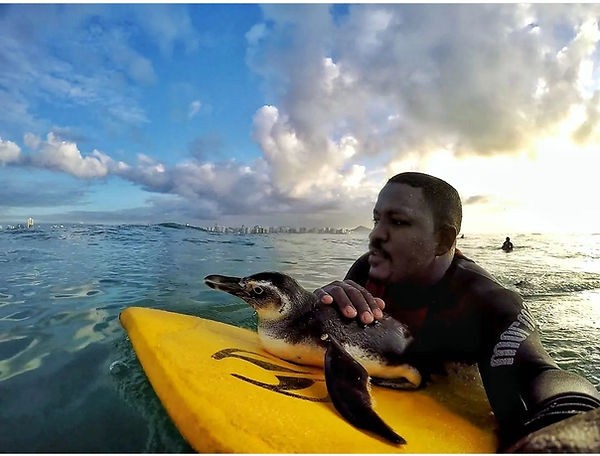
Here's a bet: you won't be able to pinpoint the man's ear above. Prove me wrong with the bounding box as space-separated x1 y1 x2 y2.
436 224 457 256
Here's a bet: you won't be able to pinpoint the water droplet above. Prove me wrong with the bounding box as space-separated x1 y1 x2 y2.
109 360 128 376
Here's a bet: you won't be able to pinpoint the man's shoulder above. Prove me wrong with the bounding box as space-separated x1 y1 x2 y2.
450 254 522 309
451 253 499 288
345 252 370 283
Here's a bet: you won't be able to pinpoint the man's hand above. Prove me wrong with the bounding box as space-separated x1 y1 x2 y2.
507 407 600 453
314 280 385 324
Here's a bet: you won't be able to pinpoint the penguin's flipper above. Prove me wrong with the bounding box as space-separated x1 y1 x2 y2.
323 334 406 445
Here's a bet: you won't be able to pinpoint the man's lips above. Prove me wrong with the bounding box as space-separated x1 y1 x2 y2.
368 247 389 261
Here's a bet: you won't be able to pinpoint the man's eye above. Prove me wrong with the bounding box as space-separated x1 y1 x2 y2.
372 218 379 226
393 219 409 226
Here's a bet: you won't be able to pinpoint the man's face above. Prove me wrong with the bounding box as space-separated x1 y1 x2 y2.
368 182 440 284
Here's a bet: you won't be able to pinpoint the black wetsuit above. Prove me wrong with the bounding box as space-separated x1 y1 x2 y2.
346 250 600 450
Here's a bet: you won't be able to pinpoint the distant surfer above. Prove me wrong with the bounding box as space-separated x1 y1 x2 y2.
502 236 514 252
314 172 600 452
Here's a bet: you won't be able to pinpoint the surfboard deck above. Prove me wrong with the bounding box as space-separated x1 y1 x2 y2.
120 306 498 453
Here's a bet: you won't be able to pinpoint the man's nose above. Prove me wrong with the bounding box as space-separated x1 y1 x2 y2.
369 221 387 243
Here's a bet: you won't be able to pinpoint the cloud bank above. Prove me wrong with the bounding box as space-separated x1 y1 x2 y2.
3 4 600 224
249 4 600 159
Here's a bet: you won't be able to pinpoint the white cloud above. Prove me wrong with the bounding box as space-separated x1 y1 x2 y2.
245 23 267 47
247 4 600 162
0 137 22 165
188 100 202 118
23 133 41 150
9 131 282 218
134 4 200 57
26 133 119 179
252 105 372 203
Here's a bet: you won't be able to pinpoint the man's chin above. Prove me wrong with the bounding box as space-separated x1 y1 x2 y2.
368 266 390 284
368 254 390 282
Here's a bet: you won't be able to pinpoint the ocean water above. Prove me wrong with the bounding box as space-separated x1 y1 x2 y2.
0 224 599 452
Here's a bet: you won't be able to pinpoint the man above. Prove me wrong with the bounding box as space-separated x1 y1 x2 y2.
502 236 514 252
315 172 600 452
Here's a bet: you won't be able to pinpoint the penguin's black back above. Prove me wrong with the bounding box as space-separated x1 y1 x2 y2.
316 305 413 364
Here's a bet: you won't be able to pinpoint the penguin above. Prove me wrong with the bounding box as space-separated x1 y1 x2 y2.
204 271 422 445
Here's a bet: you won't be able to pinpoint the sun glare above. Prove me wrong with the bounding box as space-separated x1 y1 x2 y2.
385 121 600 234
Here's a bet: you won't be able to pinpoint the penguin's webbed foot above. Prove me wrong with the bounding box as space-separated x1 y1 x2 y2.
323 333 406 445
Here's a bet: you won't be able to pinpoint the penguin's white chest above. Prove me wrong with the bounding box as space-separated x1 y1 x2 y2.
258 330 325 367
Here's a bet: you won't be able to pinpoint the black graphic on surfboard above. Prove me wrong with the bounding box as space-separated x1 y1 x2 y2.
212 348 329 402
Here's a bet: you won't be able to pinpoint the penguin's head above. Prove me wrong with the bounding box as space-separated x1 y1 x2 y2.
204 272 311 322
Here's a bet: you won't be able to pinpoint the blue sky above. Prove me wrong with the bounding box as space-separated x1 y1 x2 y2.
2 4 600 233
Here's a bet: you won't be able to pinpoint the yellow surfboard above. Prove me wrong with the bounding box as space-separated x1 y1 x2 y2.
120 306 498 453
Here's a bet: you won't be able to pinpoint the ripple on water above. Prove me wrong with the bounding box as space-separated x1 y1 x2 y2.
0 304 123 381
0 310 34 322
51 285 103 299
98 278 123 285
0 336 34 360
0 336 48 381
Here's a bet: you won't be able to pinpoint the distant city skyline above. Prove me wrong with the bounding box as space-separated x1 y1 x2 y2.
201 222 370 234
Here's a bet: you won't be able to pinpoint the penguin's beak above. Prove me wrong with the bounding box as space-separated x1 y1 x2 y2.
204 275 245 295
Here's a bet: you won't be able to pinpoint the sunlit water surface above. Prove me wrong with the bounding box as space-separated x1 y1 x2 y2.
0 225 598 451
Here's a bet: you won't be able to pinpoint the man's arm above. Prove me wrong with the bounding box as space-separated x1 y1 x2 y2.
476 288 600 450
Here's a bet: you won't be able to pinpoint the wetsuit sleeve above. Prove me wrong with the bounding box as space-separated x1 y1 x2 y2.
344 253 370 284
475 288 600 449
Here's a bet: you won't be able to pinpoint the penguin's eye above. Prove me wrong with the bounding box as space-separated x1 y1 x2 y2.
252 286 264 295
